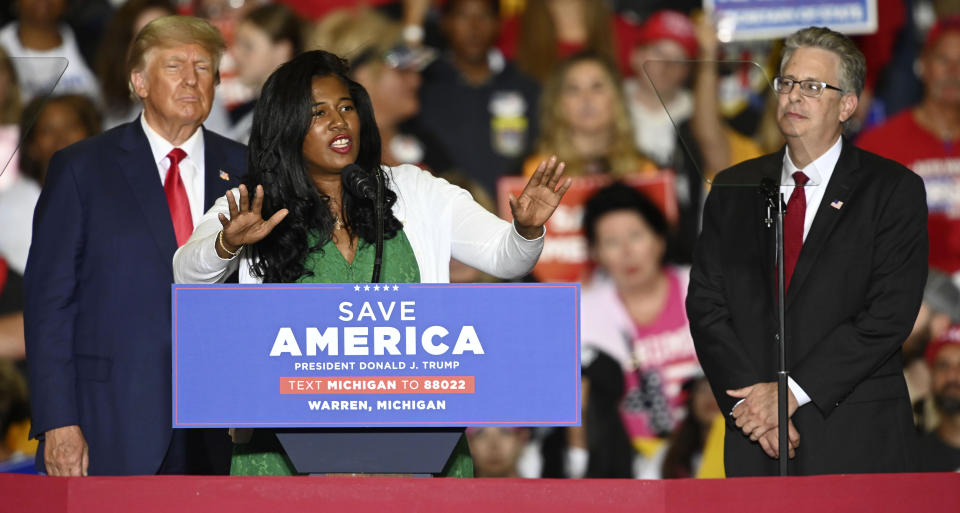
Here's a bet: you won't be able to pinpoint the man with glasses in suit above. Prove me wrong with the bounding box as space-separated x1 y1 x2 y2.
687 26 927 475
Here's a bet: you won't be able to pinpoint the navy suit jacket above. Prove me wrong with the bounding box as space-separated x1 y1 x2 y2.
687 140 927 475
24 119 246 475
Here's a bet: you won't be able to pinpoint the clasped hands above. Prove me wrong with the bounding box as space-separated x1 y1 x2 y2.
728 382 800 459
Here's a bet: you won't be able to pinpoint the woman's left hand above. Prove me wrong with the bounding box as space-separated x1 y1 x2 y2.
510 156 571 239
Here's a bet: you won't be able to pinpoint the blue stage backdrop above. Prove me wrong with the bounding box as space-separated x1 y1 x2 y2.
172 283 580 427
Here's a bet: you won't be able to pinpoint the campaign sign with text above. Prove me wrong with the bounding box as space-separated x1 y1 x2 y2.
706 0 877 41
172 283 580 427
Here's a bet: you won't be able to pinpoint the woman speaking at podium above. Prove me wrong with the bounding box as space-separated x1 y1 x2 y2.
172 50 570 475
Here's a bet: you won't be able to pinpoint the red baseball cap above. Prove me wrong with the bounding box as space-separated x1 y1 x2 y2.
926 324 960 365
635 10 699 59
924 15 960 53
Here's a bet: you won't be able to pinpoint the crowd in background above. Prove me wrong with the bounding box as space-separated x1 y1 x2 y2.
0 0 959 477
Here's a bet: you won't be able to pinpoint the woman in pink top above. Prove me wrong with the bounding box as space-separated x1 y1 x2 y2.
570 182 702 477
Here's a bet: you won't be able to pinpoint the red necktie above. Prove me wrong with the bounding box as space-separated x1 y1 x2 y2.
164 148 193 247
783 171 809 292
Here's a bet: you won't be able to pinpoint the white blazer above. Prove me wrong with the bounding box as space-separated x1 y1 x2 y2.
173 164 544 284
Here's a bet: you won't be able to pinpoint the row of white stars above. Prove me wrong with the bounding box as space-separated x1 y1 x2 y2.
353 284 401 292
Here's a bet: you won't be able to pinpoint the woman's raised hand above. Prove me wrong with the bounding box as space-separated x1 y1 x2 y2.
510 156 572 240
218 184 289 254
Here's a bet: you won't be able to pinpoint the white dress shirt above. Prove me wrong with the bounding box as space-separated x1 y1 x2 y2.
779 135 844 408
140 115 206 227
781 136 843 241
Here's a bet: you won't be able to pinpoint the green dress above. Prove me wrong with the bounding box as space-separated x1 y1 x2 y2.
230 230 473 477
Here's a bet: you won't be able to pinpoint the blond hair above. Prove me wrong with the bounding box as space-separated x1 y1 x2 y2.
308 8 401 74
536 53 646 177
127 15 226 96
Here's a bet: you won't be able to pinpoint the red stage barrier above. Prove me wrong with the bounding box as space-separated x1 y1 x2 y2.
2 472 958 513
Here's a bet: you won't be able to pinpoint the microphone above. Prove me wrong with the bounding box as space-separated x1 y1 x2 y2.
341 163 385 283
759 177 779 228
342 164 377 201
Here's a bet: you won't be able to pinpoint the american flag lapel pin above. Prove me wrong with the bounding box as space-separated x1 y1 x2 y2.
830 200 844 210
219 170 230 181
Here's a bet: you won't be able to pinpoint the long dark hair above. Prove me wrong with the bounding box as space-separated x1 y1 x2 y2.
243 50 403 283
660 377 710 479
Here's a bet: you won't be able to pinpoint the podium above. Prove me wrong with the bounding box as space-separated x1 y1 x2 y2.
172 283 581 475
276 428 463 475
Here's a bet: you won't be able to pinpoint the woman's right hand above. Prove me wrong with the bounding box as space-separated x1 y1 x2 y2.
218 184 289 254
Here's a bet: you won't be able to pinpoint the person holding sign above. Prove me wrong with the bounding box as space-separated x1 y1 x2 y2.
687 27 926 475
172 50 571 475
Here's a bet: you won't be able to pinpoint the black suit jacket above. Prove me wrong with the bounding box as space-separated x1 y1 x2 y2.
25 119 246 475
686 139 927 475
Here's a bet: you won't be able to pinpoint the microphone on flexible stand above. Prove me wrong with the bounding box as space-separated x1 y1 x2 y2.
342 164 384 283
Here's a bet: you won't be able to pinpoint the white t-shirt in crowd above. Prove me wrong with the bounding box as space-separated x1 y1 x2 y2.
624 79 693 166
0 22 100 104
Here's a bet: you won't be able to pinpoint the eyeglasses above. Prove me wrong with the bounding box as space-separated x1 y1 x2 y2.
773 77 844 97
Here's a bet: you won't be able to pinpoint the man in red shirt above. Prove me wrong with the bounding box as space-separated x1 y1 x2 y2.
858 16 960 275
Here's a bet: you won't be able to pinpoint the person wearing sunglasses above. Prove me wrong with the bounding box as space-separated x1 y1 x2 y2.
687 26 927 476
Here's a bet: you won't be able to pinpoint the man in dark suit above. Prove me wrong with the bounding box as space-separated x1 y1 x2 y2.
24 16 245 476
687 27 927 475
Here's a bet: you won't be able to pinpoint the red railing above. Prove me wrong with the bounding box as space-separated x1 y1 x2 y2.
2 472 957 513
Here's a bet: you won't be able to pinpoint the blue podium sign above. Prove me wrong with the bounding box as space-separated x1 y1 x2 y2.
172 283 580 428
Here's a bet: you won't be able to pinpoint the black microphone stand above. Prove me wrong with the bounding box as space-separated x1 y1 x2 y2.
371 167 384 283
760 178 789 476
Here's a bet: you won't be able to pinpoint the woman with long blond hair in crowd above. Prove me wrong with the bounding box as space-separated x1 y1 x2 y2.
524 52 654 178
